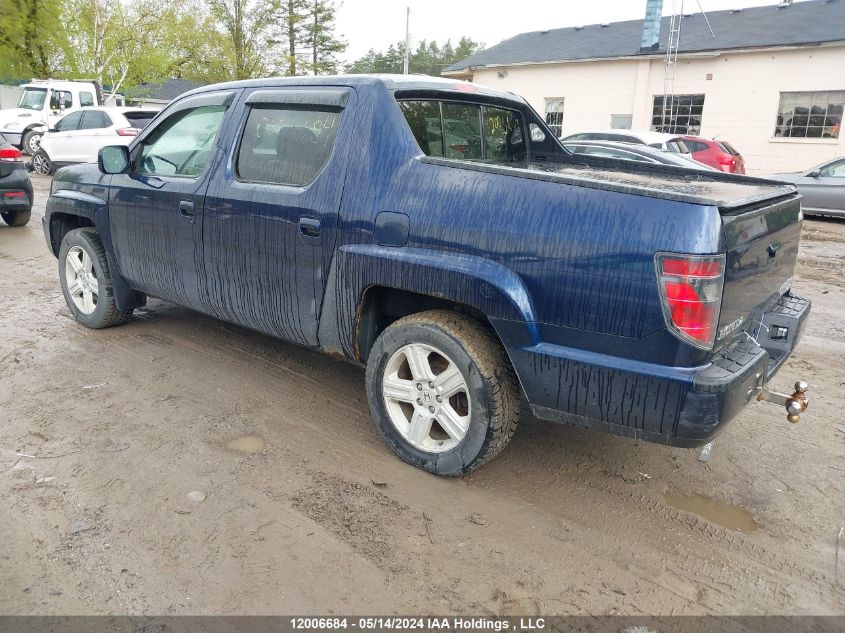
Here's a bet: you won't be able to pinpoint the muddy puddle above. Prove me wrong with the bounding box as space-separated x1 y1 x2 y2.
224 434 266 453
663 493 758 533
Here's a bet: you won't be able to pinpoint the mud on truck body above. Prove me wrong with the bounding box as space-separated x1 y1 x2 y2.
42 75 811 475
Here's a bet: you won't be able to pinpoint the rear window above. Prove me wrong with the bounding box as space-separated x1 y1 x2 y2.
398 100 525 162
124 111 158 129
719 141 740 155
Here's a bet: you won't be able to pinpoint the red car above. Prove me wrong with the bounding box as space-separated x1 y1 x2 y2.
682 136 746 174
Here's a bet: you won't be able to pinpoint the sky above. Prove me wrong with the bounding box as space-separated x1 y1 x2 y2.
335 0 789 64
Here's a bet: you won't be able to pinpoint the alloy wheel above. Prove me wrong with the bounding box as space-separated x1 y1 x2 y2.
64 245 99 315
382 343 471 453
32 153 50 175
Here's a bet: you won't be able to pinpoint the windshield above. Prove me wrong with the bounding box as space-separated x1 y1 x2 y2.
18 88 48 111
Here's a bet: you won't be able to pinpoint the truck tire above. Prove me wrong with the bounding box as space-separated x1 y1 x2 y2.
58 228 132 329
365 310 520 476
1 210 31 227
22 130 42 155
31 150 53 175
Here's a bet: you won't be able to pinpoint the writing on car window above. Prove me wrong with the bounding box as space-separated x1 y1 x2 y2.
236 105 340 187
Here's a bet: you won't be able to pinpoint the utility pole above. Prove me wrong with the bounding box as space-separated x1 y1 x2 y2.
403 7 411 74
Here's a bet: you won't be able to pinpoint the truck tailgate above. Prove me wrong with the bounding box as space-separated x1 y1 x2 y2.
716 195 802 348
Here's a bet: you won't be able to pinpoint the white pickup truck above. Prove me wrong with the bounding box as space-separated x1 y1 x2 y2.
0 80 120 154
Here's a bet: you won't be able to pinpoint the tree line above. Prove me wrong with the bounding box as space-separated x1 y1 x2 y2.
0 0 346 96
0 0 483 97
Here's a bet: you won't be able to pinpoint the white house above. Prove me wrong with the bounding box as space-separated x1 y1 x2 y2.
443 0 845 175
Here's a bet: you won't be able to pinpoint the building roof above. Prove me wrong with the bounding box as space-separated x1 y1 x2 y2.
126 79 206 102
444 0 845 74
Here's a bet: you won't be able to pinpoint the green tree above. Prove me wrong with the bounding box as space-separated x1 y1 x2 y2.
345 37 483 76
208 0 281 79
61 0 178 96
302 0 346 75
0 0 65 79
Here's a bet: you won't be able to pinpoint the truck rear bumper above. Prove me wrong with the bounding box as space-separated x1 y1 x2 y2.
505 294 811 447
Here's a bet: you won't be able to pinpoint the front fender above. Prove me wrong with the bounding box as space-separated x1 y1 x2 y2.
46 185 145 311
318 243 539 359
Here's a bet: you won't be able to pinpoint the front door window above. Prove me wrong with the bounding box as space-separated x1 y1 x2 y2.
137 105 227 177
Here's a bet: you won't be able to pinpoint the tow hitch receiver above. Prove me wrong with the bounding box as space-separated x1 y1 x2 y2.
757 381 809 423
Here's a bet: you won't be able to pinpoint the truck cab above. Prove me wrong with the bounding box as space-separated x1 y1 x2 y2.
0 80 102 154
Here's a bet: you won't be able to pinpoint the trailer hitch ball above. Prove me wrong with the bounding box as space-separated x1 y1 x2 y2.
757 381 809 424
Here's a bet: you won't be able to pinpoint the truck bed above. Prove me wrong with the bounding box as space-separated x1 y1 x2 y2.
421 157 798 211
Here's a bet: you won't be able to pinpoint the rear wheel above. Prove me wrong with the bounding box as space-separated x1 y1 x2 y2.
58 228 132 328
31 150 53 175
365 310 520 476
1 210 30 227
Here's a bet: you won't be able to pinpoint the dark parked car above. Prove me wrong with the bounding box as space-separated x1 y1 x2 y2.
768 157 845 218
0 135 33 227
682 136 746 174
43 75 810 475
563 140 715 169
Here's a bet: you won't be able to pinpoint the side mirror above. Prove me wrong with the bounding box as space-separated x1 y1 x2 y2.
48 128 58 133
807 169 821 178
98 145 130 174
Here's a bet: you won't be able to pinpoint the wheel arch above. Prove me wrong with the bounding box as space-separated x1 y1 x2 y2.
317 244 540 365
47 190 146 311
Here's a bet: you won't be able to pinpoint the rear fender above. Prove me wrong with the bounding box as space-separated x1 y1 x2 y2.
317 243 539 359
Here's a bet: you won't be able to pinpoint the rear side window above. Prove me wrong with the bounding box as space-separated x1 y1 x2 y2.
124 111 157 129
236 105 340 187
719 141 739 155
80 92 95 107
398 100 525 162
685 139 709 152
79 111 112 129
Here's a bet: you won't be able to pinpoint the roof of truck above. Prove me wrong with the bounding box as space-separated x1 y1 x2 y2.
180 74 523 104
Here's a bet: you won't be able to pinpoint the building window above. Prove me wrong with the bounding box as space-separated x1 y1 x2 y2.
774 91 843 139
610 114 633 129
651 94 704 135
544 98 565 137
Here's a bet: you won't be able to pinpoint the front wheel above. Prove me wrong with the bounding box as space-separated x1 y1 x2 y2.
1 210 31 227
31 150 53 175
22 130 42 155
365 310 520 476
58 228 132 328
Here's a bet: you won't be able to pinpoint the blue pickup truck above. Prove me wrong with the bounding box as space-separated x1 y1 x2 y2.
43 75 810 475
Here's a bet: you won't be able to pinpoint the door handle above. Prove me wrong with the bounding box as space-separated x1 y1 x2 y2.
298 216 321 239
179 200 195 221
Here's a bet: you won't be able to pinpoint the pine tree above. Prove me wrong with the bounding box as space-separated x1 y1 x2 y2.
302 0 346 75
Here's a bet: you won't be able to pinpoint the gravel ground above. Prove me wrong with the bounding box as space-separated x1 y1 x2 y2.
1 173 844 615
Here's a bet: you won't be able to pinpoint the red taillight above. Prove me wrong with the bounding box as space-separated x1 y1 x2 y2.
0 147 23 163
3 191 25 197
116 128 139 137
718 155 736 173
656 254 725 349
